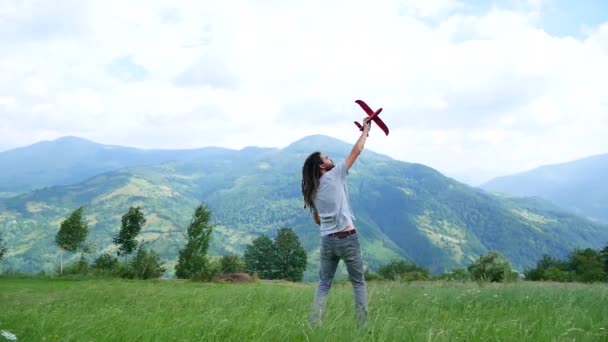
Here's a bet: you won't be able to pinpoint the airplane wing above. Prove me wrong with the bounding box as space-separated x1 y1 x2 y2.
355 99 389 136
372 116 389 136
355 100 375 116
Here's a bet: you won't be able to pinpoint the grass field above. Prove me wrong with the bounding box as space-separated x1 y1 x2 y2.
1 277 607 341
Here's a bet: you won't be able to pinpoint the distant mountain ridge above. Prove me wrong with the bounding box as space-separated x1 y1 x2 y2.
482 153 608 222
0 136 277 193
1 135 607 280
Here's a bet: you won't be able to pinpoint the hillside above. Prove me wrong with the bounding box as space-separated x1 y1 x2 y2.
0 136 268 193
1 135 607 279
482 153 608 222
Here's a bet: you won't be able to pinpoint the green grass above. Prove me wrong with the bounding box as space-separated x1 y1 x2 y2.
1 277 607 341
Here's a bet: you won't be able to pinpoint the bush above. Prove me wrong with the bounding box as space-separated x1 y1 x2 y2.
130 245 166 280
468 251 515 283
544 267 574 282
437 268 470 282
377 259 430 281
61 254 90 276
188 257 220 282
364 269 383 281
93 253 119 272
219 255 246 273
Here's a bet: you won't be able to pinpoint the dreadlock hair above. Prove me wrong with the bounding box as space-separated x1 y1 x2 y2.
301 151 323 213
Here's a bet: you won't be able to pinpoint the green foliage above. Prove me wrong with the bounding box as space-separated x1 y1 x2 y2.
175 203 215 280
543 267 574 282
219 254 246 273
129 243 166 280
601 245 608 273
59 254 90 276
377 259 430 281
568 248 605 283
244 236 275 279
2 134 608 279
524 254 567 281
0 236 6 262
113 206 146 257
92 252 119 271
363 269 382 281
468 251 515 283
524 247 608 283
272 228 307 281
243 228 307 281
55 206 89 253
436 268 470 282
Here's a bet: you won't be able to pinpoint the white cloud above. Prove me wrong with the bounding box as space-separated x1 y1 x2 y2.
0 0 607 182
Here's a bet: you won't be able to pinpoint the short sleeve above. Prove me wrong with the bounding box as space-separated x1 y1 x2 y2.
335 160 348 180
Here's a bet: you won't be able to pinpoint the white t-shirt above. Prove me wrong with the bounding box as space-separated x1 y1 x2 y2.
313 161 355 236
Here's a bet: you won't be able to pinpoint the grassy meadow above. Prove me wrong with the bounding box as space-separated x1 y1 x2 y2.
1 277 607 341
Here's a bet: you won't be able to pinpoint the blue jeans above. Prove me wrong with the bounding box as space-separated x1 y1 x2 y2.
310 232 368 326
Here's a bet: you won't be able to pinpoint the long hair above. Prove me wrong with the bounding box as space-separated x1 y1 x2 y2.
301 151 322 212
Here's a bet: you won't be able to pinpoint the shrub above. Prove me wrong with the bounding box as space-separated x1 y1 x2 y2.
378 259 429 281
93 252 119 272
468 251 515 283
219 255 246 273
130 245 165 280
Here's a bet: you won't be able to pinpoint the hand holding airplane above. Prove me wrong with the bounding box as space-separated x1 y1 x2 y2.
353 99 389 136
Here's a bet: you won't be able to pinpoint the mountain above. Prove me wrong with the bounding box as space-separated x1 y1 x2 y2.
445 167 506 187
0 136 266 193
1 135 607 280
482 153 608 222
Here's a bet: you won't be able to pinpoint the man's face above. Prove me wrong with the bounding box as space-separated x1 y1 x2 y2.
319 153 335 172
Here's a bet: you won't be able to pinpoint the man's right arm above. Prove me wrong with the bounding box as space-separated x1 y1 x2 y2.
344 118 371 170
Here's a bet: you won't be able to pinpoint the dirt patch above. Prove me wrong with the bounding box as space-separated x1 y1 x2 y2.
213 273 256 283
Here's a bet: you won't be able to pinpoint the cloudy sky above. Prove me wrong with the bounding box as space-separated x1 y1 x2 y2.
1 0 607 184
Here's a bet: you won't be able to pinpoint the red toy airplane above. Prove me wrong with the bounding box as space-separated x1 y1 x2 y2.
353 99 389 136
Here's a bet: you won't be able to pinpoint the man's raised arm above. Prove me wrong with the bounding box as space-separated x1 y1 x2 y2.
344 118 371 170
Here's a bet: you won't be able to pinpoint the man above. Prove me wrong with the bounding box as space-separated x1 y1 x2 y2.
301 117 372 327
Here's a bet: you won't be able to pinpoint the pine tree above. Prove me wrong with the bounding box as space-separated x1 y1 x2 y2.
113 206 146 259
175 204 215 280
272 228 307 281
55 206 89 275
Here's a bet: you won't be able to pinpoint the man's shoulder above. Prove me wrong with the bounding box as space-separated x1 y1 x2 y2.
334 160 348 175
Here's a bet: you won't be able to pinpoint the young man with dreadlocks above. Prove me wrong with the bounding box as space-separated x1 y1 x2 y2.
301 117 372 327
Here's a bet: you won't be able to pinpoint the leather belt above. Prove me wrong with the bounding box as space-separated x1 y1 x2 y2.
327 229 357 239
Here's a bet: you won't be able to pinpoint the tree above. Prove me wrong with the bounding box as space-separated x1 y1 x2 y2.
244 235 275 279
0 236 7 263
600 244 608 274
524 254 566 281
55 206 89 275
175 204 215 280
568 248 605 283
468 251 515 282
113 206 146 259
272 228 307 281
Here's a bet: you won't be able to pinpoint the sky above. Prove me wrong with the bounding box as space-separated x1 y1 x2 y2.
1 0 607 185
